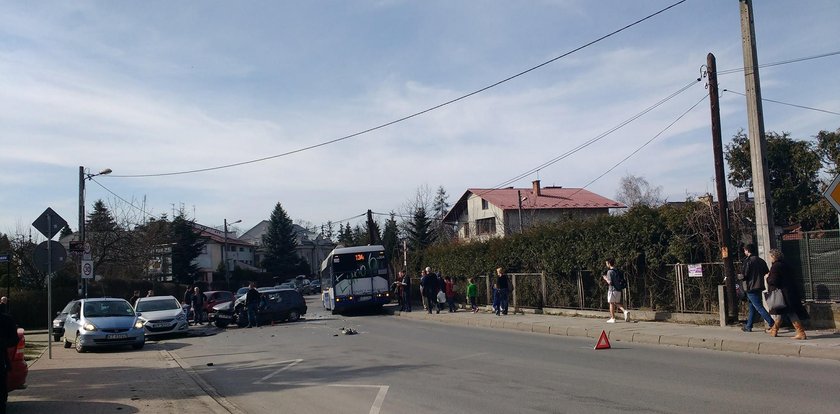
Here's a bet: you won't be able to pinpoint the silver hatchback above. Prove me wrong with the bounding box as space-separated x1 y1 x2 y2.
62 298 145 352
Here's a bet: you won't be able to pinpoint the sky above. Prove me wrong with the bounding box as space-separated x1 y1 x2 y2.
1 0 839 239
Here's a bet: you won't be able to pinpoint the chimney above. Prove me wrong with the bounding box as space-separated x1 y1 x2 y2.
532 180 541 197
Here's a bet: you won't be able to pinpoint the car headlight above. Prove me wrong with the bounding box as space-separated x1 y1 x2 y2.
134 320 145 329
53 320 62 327
83 322 97 332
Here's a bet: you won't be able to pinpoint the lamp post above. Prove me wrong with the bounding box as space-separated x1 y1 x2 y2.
79 166 112 298
223 219 241 290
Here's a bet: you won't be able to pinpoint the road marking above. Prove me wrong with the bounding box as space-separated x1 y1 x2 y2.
253 359 303 384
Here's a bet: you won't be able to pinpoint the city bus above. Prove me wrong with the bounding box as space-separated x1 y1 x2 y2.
320 245 391 314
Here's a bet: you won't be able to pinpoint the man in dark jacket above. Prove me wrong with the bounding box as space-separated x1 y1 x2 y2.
739 243 774 332
190 287 205 325
420 268 439 314
245 282 260 328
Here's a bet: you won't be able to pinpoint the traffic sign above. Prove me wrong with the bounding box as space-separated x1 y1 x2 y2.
32 208 68 240
33 241 67 274
824 174 840 215
81 260 94 279
0 253 9 262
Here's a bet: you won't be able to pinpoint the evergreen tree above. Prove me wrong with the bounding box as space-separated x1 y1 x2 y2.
60 225 73 239
261 203 306 277
87 199 118 232
170 213 205 285
405 206 435 271
338 223 354 245
432 186 450 219
381 212 401 271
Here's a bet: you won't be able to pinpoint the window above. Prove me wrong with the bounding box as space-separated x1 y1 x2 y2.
481 199 489 210
476 218 496 235
463 222 470 237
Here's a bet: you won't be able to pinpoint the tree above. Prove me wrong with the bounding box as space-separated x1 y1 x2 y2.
170 213 205 285
615 174 663 209
338 223 354 245
261 203 307 277
59 225 73 239
432 186 455 241
381 212 401 271
816 127 840 176
725 130 822 226
404 206 435 272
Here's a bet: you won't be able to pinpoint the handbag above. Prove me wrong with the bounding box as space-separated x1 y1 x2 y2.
763 289 786 313
436 290 446 304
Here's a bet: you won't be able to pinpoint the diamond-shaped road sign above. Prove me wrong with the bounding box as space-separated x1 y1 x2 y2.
824 174 840 215
32 207 68 240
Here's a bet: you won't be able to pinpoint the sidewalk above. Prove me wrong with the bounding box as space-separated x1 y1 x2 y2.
9 326 231 414
393 307 840 362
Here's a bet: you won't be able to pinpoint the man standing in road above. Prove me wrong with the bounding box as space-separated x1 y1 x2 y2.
190 286 205 325
398 271 412 312
245 282 260 328
739 243 774 332
421 268 439 314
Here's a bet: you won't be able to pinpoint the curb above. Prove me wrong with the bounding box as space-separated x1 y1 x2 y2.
392 310 840 362
165 349 245 414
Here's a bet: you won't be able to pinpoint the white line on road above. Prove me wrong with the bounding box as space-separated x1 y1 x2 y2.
253 359 303 384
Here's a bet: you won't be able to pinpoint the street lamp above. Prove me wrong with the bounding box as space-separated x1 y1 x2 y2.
223 218 241 290
79 166 112 298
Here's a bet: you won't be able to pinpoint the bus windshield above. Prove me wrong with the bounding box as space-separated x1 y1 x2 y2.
332 250 386 281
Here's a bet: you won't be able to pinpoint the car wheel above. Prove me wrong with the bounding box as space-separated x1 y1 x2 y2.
74 334 85 353
63 336 72 349
53 334 62 342
132 341 145 350
288 310 300 322
215 320 229 329
236 312 248 328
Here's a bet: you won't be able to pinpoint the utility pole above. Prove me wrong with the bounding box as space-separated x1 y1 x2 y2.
366 210 381 245
517 190 523 233
78 166 85 298
740 0 776 257
707 53 738 324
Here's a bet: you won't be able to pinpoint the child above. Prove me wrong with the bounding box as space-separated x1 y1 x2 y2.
467 278 478 313
491 282 500 315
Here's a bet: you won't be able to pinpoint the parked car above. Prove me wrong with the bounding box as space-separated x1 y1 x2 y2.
202 290 235 314
135 296 189 337
62 298 145 353
52 300 79 342
309 279 321 293
6 327 27 392
209 287 307 328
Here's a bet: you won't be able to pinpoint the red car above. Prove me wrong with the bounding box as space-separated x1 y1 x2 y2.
202 291 235 314
6 328 27 392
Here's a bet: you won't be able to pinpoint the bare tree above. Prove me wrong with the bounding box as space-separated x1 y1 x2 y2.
615 174 664 209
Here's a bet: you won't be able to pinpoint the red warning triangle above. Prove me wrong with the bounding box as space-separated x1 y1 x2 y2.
594 330 611 350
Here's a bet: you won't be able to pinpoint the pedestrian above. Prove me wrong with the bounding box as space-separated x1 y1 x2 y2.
602 259 629 323
766 249 809 339
0 297 7 314
190 286 205 325
491 282 500 315
444 275 456 312
0 308 20 413
128 290 140 307
182 287 193 323
421 268 439 314
739 243 775 332
419 268 429 311
392 277 403 310
436 271 446 312
495 267 509 316
401 271 412 312
467 278 478 313
245 282 260 328
146 289 154 297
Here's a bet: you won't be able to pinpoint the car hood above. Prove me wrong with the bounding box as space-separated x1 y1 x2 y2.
138 309 183 321
85 316 139 330
213 301 234 311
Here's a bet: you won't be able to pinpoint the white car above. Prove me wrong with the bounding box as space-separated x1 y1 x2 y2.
135 296 189 337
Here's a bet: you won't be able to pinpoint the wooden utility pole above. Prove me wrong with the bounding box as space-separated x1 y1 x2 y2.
740 0 776 257
707 53 738 324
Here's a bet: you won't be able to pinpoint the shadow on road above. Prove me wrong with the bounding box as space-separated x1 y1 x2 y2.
10 400 139 414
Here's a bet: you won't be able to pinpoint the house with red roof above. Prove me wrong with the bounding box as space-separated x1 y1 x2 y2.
442 180 625 241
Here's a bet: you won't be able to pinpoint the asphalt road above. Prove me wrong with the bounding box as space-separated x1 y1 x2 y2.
165 297 840 414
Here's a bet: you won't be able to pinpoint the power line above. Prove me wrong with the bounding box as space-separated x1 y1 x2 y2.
110 0 689 179
570 93 710 198
722 89 840 117
718 50 840 76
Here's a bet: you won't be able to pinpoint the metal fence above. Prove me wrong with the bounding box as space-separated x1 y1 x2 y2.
781 229 840 302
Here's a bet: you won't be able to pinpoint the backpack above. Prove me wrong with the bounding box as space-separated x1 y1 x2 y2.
610 269 627 290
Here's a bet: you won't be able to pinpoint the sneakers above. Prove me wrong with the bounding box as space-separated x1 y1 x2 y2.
623 310 630 322
606 318 616 323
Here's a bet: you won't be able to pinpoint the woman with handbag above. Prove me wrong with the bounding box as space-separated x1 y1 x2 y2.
766 249 809 339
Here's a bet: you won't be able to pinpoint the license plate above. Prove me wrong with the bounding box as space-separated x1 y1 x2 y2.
358 296 371 302
106 334 128 340
214 314 231 320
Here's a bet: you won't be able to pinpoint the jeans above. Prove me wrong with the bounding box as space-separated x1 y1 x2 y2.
247 303 259 327
745 291 774 329
446 297 456 312
402 291 411 311
426 296 438 313
469 296 477 311
497 288 509 314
